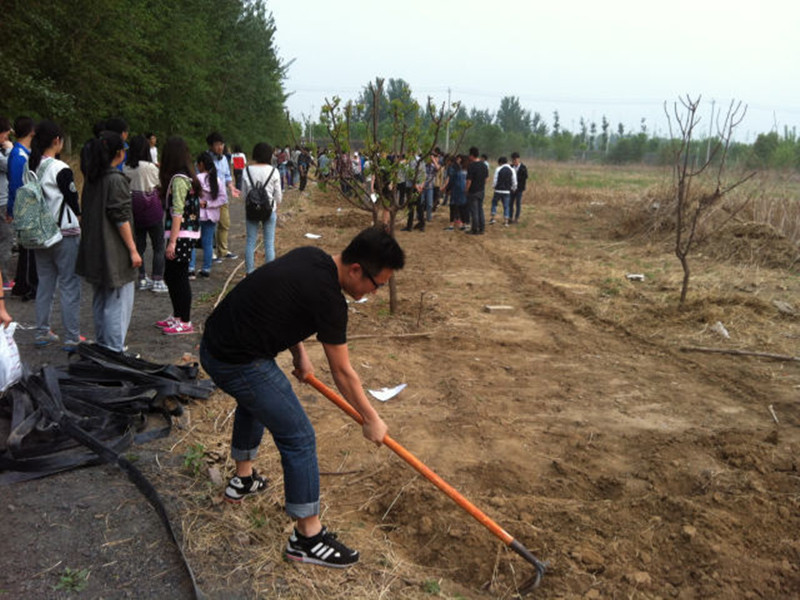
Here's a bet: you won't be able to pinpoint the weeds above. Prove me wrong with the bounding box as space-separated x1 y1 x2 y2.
54 567 89 593
183 443 206 476
422 579 441 595
249 507 268 529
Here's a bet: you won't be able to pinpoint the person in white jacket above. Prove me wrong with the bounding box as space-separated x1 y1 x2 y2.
241 142 282 274
28 120 83 349
490 156 517 227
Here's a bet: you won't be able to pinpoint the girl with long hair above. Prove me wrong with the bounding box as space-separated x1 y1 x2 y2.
76 130 142 353
156 136 200 335
188 152 227 278
28 120 84 349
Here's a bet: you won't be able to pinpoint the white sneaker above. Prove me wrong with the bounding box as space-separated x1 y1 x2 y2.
138 276 153 290
151 280 168 293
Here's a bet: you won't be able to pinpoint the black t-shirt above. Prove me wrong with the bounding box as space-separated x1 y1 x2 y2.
466 160 489 193
203 246 347 363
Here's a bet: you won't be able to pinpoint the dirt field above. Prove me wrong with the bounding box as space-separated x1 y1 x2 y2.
2 163 799 599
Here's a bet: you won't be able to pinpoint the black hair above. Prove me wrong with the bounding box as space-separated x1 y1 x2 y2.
29 120 63 171
0 117 11 134
13 116 35 139
81 130 124 183
511 152 520 160
468 146 479 158
92 120 107 138
159 136 200 201
196 151 220 198
481 154 488 160
105 117 128 135
341 226 405 275
252 142 273 164
126 134 151 169
145 132 155 139
206 131 224 146
233 144 243 153
498 156 508 165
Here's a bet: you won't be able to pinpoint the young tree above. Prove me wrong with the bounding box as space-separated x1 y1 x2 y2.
665 95 756 304
319 81 463 313
601 116 610 153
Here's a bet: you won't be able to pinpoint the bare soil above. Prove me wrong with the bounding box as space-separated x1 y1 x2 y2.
2 163 799 599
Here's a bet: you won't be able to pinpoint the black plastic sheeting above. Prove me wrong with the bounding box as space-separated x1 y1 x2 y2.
0 343 216 599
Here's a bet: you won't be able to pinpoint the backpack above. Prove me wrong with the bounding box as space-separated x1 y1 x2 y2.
13 159 63 249
163 174 201 262
496 164 514 192
245 166 276 222
131 189 164 229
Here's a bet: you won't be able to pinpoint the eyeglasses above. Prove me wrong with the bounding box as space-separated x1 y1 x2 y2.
362 265 385 290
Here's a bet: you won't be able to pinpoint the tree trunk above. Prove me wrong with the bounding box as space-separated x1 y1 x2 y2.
679 254 690 305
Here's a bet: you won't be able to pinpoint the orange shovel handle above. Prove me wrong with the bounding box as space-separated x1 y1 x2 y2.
306 374 515 544
304 375 546 589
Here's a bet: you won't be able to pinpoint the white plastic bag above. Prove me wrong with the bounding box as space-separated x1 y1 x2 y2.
0 322 22 392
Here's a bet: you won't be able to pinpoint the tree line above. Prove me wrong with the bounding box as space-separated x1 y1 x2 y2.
5 1 796 172
3 0 288 152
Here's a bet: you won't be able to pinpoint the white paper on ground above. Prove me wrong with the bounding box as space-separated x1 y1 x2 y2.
304 233 322 239
368 383 407 402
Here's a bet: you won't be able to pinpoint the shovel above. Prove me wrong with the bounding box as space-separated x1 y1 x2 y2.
305 374 547 593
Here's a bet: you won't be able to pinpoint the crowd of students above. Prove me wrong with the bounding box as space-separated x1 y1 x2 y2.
317 145 529 233
0 115 288 353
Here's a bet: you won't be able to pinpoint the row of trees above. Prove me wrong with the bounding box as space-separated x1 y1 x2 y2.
3 0 289 151
292 78 800 171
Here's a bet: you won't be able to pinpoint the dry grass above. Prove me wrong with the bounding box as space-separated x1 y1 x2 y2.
157 161 800 599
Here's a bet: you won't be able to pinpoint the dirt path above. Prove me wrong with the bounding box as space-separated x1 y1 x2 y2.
2 168 798 599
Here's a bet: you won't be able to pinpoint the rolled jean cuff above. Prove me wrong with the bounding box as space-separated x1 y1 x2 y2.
231 445 260 461
286 499 320 519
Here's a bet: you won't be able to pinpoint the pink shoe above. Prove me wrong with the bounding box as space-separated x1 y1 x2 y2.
155 316 177 329
163 321 194 335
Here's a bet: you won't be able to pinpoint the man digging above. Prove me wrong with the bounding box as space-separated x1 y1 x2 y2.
200 226 404 567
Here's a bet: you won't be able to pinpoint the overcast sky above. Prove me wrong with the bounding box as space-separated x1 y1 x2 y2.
268 0 799 143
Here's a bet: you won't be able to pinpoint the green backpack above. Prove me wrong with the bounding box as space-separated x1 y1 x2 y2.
13 159 63 249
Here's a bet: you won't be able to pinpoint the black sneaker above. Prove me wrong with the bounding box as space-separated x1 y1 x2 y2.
285 527 359 568
224 470 268 503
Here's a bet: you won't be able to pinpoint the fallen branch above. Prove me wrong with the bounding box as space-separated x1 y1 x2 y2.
214 260 245 309
680 346 800 362
768 404 780 425
348 332 433 340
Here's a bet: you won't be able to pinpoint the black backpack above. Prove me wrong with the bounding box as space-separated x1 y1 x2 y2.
245 166 276 222
496 164 514 192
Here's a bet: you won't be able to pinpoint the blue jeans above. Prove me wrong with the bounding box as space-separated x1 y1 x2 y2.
468 190 485 233
422 187 434 222
91 281 134 352
189 220 217 273
510 189 523 221
245 213 276 274
490 192 511 219
34 235 82 341
278 164 287 190
199 342 320 519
